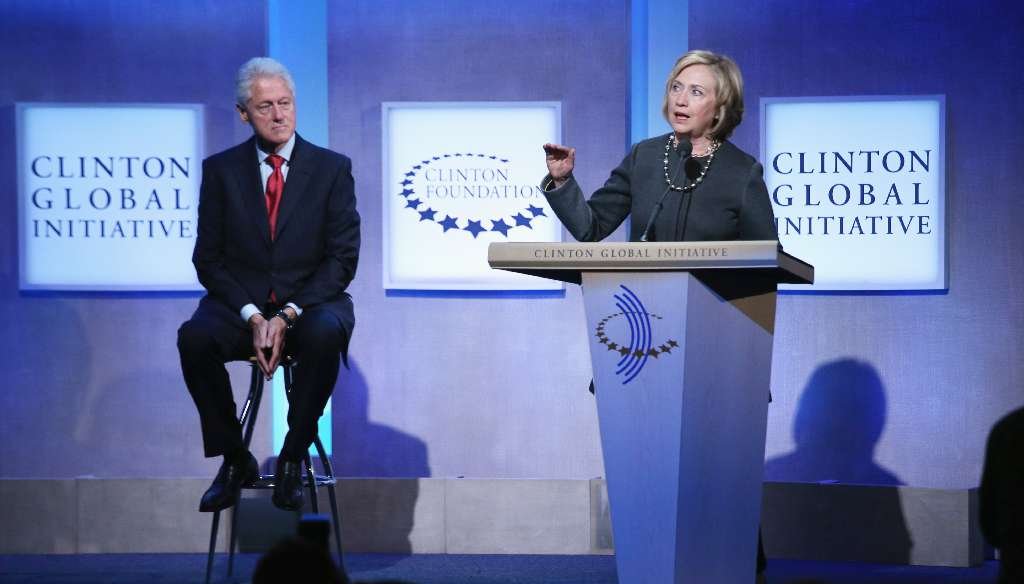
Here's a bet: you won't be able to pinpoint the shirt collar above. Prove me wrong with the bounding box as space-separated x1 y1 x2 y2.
256 133 296 165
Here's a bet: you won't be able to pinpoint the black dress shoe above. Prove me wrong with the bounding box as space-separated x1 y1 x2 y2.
272 458 304 511
199 451 259 512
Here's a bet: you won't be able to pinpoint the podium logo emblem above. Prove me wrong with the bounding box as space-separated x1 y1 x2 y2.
595 285 678 385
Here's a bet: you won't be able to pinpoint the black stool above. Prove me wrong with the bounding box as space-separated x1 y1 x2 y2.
204 356 345 583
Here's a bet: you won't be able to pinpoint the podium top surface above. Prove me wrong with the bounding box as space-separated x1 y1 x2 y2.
488 240 813 285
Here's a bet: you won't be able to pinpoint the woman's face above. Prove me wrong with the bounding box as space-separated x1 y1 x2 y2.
667 64 719 140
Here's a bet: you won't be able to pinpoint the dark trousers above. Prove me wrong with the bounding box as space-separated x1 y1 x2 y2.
178 296 348 460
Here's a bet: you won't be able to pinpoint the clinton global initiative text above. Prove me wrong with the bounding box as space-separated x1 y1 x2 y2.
533 246 729 259
32 218 194 239
772 178 934 236
772 180 929 208
30 155 191 179
30 187 190 211
776 214 931 236
771 149 931 175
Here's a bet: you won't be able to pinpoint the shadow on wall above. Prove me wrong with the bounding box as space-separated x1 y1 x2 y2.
765 358 901 485
763 358 911 563
332 358 430 555
333 359 430 478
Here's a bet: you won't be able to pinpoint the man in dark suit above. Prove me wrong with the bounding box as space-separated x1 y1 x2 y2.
178 57 359 512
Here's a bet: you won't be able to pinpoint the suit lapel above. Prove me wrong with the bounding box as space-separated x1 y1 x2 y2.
231 137 272 246
274 134 314 240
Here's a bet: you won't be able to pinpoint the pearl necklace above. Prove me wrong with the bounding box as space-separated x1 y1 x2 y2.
663 136 720 193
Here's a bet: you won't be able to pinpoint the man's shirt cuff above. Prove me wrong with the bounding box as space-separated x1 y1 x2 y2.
240 303 260 323
241 302 302 323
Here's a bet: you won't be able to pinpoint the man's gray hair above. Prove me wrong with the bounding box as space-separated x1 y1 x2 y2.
235 57 296 106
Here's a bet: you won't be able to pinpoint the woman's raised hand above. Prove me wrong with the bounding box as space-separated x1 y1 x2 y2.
543 143 576 182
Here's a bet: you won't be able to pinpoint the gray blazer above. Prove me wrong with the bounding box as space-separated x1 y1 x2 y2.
542 134 778 243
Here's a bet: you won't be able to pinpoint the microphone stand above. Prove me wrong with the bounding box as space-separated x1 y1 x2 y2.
676 157 703 241
639 142 691 242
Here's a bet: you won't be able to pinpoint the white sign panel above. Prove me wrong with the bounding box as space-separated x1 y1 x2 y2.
17 104 203 290
761 97 946 291
383 102 562 290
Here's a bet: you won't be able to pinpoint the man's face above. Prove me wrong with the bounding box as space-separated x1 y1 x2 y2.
238 76 296 151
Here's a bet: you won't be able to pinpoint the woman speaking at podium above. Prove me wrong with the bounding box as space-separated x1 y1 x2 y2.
542 50 777 245
540 49 775 582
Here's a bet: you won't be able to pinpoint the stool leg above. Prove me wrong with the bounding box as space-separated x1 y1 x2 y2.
304 454 319 513
242 367 265 449
230 364 262 579
313 437 345 568
201 361 267 584
227 505 240 577
326 483 345 570
205 510 220 584
283 359 293 392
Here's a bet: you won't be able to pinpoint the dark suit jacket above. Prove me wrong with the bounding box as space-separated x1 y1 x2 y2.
192 134 360 336
543 134 777 242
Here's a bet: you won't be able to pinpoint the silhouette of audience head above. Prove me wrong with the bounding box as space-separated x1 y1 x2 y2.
252 536 346 584
980 406 1024 584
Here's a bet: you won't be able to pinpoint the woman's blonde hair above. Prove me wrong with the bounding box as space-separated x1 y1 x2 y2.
661 50 744 140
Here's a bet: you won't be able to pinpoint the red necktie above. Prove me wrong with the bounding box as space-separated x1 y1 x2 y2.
265 154 285 240
265 154 285 304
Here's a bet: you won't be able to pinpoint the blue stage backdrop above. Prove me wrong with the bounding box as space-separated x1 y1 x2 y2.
0 1 266 478
1 0 1022 491
691 0 1024 488
327 0 628 478
0 0 628 480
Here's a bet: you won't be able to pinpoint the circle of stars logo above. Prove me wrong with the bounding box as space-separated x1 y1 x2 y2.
594 312 679 359
398 152 548 238
601 285 677 385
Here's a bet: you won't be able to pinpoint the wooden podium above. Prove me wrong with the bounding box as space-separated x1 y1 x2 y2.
489 240 813 584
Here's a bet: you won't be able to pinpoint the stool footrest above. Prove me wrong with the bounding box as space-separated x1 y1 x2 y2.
245 475 337 489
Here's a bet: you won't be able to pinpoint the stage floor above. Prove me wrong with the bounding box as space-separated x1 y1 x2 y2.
0 553 1002 583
